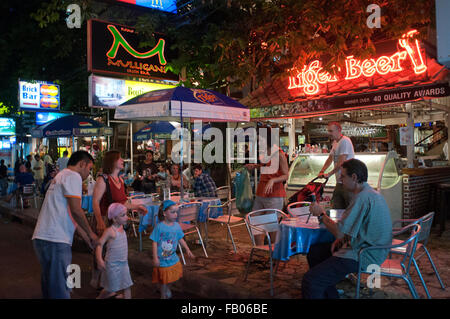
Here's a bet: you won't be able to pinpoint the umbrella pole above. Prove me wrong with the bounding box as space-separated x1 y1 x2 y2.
180 100 184 200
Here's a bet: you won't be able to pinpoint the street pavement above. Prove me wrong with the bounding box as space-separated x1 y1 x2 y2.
1 198 450 299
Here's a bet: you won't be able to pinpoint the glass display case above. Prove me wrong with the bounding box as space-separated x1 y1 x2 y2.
287 151 403 220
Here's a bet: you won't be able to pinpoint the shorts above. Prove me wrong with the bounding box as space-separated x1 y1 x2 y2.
252 196 284 211
152 261 183 284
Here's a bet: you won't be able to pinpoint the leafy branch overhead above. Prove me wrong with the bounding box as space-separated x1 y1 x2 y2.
6 0 434 111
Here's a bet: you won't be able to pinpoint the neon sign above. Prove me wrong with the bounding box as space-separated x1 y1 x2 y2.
288 30 427 95
106 25 167 64
88 20 178 81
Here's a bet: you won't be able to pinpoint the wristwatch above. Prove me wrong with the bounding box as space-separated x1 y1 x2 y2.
317 213 325 224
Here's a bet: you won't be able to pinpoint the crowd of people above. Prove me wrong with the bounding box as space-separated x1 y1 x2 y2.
8 120 394 300
28 147 219 300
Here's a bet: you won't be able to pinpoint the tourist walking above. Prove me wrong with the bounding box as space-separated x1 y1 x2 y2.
31 151 99 299
90 150 147 289
95 203 133 299
151 200 194 299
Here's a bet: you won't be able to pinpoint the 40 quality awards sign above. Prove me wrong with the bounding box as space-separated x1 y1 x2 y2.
88 19 178 81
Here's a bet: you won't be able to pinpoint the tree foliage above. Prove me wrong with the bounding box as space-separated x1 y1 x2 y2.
1 0 435 113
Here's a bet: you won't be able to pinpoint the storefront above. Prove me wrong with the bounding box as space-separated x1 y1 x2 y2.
242 30 450 220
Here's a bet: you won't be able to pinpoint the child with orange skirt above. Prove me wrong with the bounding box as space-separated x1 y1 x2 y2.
150 200 194 299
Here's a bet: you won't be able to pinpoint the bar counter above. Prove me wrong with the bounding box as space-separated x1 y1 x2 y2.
401 165 450 219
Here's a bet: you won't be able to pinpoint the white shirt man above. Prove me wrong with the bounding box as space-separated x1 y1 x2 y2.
32 151 99 299
319 122 355 209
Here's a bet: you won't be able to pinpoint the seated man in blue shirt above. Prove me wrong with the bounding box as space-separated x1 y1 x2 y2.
302 158 392 299
192 164 217 198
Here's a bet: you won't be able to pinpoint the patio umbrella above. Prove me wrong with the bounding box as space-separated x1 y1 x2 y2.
114 87 249 122
31 114 113 153
133 121 181 141
114 86 250 198
31 114 112 138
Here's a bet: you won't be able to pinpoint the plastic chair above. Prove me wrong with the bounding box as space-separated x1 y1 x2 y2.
206 198 246 253
286 201 311 217
19 184 38 210
176 202 208 264
391 212 446 298
244 208 289 296
215 186 230 203
355 224 421 299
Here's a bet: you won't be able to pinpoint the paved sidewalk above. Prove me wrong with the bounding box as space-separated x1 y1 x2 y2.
1 198 449 299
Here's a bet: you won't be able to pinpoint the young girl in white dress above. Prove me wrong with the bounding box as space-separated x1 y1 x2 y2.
96 203 133 299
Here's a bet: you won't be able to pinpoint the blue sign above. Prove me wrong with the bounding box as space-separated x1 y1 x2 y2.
36 112 70 125
117 0 177 14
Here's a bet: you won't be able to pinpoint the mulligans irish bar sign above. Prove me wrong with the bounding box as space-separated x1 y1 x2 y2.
87 19 178 81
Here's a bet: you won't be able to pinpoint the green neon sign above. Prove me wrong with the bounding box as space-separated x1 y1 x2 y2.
106 25 167 65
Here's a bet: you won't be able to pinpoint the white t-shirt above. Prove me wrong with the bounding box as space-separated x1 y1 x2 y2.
330 136 355 183
56 157 69 171
32 168 82 245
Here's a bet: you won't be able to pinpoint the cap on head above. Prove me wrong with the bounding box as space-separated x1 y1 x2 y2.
163 200 176 211
107 203 127 220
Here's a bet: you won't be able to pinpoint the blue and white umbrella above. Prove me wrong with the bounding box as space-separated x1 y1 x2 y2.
31 114 112 138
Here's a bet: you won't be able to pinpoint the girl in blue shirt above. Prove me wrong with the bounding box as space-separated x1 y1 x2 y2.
150 200 194 299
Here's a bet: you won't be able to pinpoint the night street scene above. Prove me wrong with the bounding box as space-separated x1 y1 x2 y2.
1 0 450 313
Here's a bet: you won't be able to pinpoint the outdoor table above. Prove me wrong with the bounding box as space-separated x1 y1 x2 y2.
272 210 344 261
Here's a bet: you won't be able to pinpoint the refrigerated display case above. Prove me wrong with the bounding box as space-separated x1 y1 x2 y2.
287 151 402 220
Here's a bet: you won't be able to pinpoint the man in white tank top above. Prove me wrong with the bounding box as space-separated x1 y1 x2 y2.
318 122 355 209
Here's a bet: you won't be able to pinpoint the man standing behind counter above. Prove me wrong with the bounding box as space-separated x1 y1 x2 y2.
318 122 355 209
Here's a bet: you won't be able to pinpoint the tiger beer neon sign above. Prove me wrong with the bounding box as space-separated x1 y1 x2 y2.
288 30 427 95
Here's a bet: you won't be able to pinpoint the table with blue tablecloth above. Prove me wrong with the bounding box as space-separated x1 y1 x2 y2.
272 215 336 261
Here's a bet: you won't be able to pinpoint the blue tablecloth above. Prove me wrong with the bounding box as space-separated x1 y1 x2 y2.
82 195 93 214
138 198 223 233
272 215 335 261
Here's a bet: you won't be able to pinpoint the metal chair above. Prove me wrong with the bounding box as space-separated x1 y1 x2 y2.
355 224 421 299
244 208 289 296
19 184 38 210
206 198 246 253
391 212 446 298
215 186 230 203
176 202 208 264
286 201 311 217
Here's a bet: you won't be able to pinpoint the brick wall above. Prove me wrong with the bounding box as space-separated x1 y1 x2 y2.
403 173 450 219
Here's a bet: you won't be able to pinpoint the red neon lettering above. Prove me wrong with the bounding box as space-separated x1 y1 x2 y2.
345 56 361 80
287 30 427 95
375 56 392 75
361 59 376 77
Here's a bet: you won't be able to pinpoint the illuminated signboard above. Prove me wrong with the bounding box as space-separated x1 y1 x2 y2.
116 0 177 13
88 19 178 81
19 80 60 111
288 30 428 96
36 112 70 125
89 74 176 108
0 118 15 136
